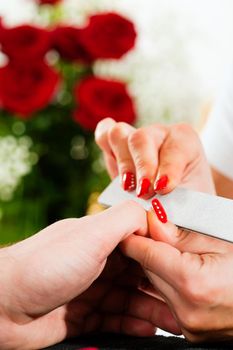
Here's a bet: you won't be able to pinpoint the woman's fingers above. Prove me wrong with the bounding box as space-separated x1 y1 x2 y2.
148 210 233 254
96 120 203 198
96 120 205 198
107 122 136 189
95 118 136 186
95 118 118 179
128 126 166 198
95 117 116 154
103 152 118 179
121 235 184 288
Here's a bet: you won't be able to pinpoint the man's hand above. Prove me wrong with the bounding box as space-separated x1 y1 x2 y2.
122 210 233 342
0 201 180 350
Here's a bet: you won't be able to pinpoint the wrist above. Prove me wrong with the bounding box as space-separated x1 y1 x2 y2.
0 247 24 349
0 247 12 312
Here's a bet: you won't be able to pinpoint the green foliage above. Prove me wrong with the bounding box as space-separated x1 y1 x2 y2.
0 63 109 244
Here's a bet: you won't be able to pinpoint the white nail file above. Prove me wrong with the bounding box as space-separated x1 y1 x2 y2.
98 177 233 243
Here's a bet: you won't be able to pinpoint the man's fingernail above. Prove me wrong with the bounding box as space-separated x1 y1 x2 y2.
137 178 151 197
152 198 167 223
154 175 168 192
122 172 136 191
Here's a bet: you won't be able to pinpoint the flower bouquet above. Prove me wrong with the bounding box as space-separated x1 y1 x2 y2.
0 0 137 244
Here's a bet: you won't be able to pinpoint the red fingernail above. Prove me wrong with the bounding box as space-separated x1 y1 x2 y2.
152 198 167 223
137 178 151 197
122 172 136 191
154 175 168 192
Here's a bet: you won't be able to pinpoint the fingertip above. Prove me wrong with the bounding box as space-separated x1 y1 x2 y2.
136 177 157 200
154 175 169 192
154 178 178 195
121 171 136 191
147 209 164 240
95 118 116 146
117 200 148 235
151 198 168 224
95 117 115 133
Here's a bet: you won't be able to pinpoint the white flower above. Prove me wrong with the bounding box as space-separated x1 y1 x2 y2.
0 135 35 201
93 6 204 127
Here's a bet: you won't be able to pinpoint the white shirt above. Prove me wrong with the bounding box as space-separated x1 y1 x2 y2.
201 71 233 180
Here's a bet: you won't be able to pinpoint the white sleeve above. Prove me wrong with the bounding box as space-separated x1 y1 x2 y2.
201 72 233 180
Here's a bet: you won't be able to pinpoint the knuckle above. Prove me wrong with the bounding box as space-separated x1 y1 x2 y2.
166 123 201 159
108 123 130 145
142 244 154 270
95 118 115 146
133 156 148 171
180 256 214 305
173 124 200 147
175 229 191 246
128 128 147 148
174 123 196 136
112 200 146 232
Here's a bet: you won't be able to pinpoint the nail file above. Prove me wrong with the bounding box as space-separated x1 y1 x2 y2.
98 177 233 243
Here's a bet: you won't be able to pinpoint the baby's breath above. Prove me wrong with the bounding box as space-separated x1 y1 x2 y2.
0 135 34 201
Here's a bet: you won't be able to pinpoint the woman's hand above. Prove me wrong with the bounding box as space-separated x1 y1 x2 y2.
95 118 215 197
122 210 233 342
96 118 233 342
0 201 180 350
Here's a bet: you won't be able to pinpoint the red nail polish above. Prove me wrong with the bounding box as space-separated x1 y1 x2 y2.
154 175 168 192
137 178 151 197
152 198 167 223
122 172 136 191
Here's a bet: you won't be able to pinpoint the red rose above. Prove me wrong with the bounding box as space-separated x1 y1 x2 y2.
73 76 136 130
52 26 93 63
81 13 137 59
0 24 51 62
38 0 61 5
0 61 60 117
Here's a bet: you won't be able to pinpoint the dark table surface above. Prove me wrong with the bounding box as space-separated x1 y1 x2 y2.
43 334 233 350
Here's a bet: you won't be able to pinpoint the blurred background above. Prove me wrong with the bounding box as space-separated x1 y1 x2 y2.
0 0 233 244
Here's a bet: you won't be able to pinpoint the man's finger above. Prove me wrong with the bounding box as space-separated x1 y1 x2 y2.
86 201 148 261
